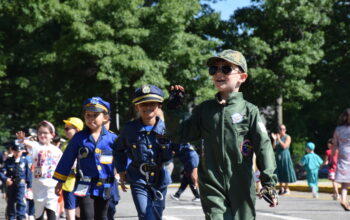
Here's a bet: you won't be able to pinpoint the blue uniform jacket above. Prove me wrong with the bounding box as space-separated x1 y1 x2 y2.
0 155 31 186
24 153 33 188
53 127 117 197
113 117 198 189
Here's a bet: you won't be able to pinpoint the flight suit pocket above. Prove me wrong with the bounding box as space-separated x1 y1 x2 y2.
236 123 249 136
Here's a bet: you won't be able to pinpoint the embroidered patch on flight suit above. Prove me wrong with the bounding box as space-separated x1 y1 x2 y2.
231 113 244 124
241 139 253 157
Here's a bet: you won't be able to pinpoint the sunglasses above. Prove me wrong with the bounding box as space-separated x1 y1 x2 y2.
208 66 239 75
64 127 74 131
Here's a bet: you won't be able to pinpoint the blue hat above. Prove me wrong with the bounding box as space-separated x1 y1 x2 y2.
306 142 315 150
10 140 25 151
83 97 110 113
132 85 164 105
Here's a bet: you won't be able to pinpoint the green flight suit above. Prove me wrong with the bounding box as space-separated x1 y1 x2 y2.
165 92 277 220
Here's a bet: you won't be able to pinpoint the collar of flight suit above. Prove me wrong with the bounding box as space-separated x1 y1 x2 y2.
135 116 165 135
215 92 244 105
86 126 108 144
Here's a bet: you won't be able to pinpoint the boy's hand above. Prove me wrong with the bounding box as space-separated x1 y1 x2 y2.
55 182 62 196
167 85 185 109
119 172 128 192
258 186 278 207
6 178 13 186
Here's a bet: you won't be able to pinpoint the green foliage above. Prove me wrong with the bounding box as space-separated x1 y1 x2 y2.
290 137 308 165
0 0 215 137
231 0 333 106
0 0 348 159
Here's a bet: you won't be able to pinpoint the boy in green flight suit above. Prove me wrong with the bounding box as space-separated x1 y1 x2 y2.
165 49 278 220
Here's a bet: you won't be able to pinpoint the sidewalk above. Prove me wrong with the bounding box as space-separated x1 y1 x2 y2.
168 179 348 194
287 180 339 194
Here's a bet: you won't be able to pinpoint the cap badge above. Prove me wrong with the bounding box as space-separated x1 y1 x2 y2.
91 97 99 104
142 85 151 94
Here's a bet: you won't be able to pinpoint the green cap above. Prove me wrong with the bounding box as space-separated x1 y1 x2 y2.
207 49 248 73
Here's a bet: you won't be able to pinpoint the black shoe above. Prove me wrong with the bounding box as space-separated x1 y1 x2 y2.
192 197 201 202
170 194 180 201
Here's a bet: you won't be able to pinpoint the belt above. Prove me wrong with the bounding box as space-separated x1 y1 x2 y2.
13 179 26 184
131 163 159 173
91 177 114 186
140 163 158 173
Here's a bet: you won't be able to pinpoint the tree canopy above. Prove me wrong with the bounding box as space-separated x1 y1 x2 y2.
1 0 349 157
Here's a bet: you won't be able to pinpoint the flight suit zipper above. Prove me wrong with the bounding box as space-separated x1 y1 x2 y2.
221 104 227 190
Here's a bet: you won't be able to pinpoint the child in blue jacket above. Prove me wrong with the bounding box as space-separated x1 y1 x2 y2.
300 142 323 198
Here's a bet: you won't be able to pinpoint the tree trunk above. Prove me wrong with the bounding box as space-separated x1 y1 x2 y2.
276 95 283 126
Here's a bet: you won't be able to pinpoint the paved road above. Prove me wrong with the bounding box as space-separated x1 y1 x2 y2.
1 186 350 219
117 187 350 220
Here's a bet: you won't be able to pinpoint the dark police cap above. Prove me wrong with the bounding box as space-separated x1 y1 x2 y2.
132 85 164 105
9 140 25 151
83 97 110 113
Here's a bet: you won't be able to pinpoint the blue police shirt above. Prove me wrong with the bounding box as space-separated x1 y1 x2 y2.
53 127 117 197
0 155 31 186
113 117 198 189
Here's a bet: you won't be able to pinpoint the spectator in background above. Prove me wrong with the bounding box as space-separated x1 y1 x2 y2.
271 124 297 195
323 138 339 200
300 142 323 198
332 108 350 211
170 145 200 202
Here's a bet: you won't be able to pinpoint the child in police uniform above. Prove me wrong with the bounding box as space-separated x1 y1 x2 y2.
165 49 278 219
300 142 323 198
53 97 117 220
113 85 199 220
0 141 31 220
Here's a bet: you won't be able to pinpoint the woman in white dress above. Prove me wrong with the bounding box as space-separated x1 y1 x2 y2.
333 108 350 211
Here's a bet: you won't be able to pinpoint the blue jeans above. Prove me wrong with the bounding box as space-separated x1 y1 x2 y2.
6 184 26 220
130 183 167 220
